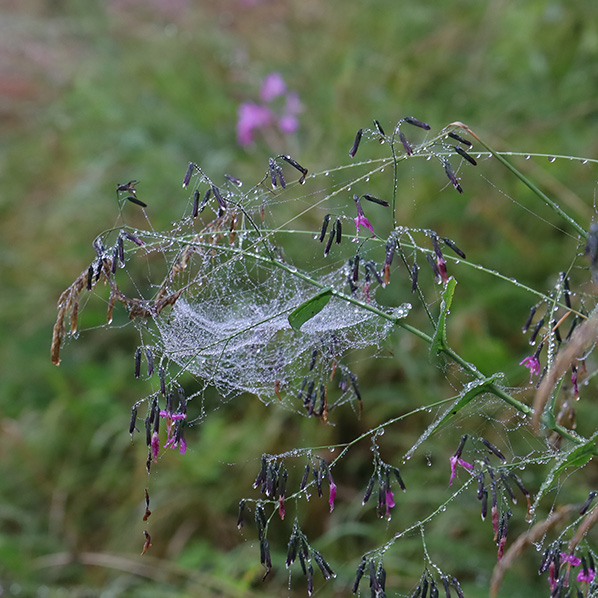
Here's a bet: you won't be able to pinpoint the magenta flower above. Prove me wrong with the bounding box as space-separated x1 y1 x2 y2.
353 195 375 237
260 72 286 102
577 568 595 583
520 354 541 382
328 479 337 513
237 73 302 147
151 431 160 461
385 488 395 517
560 552 581 566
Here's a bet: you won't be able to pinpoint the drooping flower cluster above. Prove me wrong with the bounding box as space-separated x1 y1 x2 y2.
237 72 302 146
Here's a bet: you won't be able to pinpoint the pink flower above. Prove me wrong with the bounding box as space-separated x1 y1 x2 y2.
520 354 541 383
279 114 300 135
577 568 595 583
328 479 337 512
237 103 273 146
560 552 581 566
385 488 395 517
151 431 160 461
353 195 375 237
260 72 286 102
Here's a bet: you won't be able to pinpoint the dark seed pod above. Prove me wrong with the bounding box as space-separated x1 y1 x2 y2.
286 532 298 567
111 245 119 274
430 580 439 598
426 253 440 279
349 129 363 158
352 557 367 594
335 218 342 244
374 119 386 138
281 155 308 184
529 318 544 344
314 550 334 580
117 234 124 263
399 131 413 156
127 195 147 208
443 159 463 193
500 472 517 504
481 488 488 520
454 435 468 459
349 372 362 402
87 264 94 291
224 173 242 186
134 348 142 379
411 262 419 292
129 406 138 437
211 185 227 212
300 464 310 491
442 237 466 259
362 194 390 207
481 437 505 461
451 577 465 598
363 475 376 505
319 214 331 242
442 576 451 598
522 305 537 333
477 472 485 500
448 131 472 147
324 225 336 257
454 145 477 166
192 189 200 218
145 347 154 377
352 255 360 282
404 116 431 130
122 231 144 246
182 162 194 188
580 490 597 515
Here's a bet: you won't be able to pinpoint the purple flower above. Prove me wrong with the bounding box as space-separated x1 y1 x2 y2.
385 488 395 517
237 74 302 147
328 479 337 513
353 195 375 237
260 72 286 102
151 431 160 461
560 552 581 566
237 103 273 146
520 354 541 382
449 455 473 486
577 568 595 583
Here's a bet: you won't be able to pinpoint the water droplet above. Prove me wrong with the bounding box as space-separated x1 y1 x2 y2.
525 155 531 160
325 171 330 176
548 156 556 163
582 159 588 165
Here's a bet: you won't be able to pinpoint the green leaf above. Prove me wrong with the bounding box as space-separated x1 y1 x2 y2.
288 288 333 331
431 277 457 355
552 435 598 479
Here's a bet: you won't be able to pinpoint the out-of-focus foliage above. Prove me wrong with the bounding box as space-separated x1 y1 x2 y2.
2 0 598 596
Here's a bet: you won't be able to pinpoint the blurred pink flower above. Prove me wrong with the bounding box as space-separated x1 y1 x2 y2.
260 72 287 102
237 73 302 147
520 354 541 383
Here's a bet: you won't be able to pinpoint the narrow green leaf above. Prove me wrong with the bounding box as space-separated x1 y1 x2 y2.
288 288 333 331
552 436 598 479
431 277 457 355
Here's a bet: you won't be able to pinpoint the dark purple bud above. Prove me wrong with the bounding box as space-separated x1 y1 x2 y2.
411 584 422 598
145 347 154 377
426 253 440 279
144 415 152 446
565 317 578 341
297 377 308 402
422 577 429 598
404 116 431 130
158 366 166 395
313 461 323 497
317 384 326 416
307 563 314 596
352 558 367 594
279 466 287 500
306 380 315 407
363 475 376 505
192 189 200 218
454 145 477 166
93 236 105 257
335 218 342 244
324 225 336 257
588 550 595 572
454 434 468 459
122 231 144 246
211 185 227 212
253 455 268 490
260 537 272 579
152 407 160 434
300 464 310 491
430 580 439 598
129 405 138 437
87 264 94 291
362 194 390 207
448 132 472 147
393 467 406 491
237 500 245 529
500 472 517 504
127 195 147 208
477 472 485 500
522 305 537 333
399 131 413 155
111 245 119 274
508 472 529 498
481 488 488 520
443 159 463 193
281 155 308 184
349 129 363 158
366 261 384 285
529 318 544 344
224 173 242 186
411 262 419 292
580 490 597 515
378 566 387 591
369 561 379 591
442 237 466 259
94 260 102 283
318 214 331 242
442 576 451 598
268 158 279 188
255 503 266 535
451 577 465 598
314 550 334 580
134 348 141 379
182 162 195 188
374 119 386 139
298 547 307 575
352 255 360 282
481 437 505 461
552 319 562 344
349 372 362 402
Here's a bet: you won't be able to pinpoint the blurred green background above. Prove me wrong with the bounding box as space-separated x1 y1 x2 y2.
2 1 598 596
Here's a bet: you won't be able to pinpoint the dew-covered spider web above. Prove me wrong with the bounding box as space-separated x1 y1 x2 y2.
52 119 598 596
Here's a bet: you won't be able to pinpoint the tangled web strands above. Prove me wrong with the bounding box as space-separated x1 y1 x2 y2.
156 255 405 405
